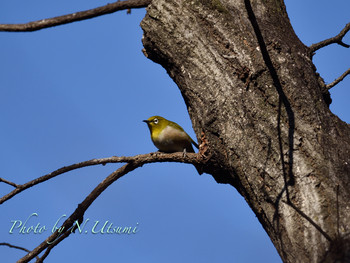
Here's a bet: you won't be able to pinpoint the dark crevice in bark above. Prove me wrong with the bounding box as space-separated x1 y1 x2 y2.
244 1 295 259
245 0 334 259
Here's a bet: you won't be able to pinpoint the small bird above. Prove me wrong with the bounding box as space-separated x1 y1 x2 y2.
143 116 199 153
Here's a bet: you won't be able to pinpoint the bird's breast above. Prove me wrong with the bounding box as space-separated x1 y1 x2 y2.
152 126 193 152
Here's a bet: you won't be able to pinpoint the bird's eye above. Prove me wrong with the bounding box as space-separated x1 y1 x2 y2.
153 118 158 124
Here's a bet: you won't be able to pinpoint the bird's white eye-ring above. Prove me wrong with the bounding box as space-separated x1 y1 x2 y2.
153 118 158 124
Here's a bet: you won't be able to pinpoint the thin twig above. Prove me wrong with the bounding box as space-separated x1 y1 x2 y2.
309 23 350 53
326 68 350 90
0 0 151 32
0 243 40 261
0 178 18 188
0 152 202 205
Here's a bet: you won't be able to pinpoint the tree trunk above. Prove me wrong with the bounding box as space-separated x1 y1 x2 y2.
140 0 350 262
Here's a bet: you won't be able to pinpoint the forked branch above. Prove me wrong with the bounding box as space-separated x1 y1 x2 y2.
0 0 151 32
309 22 350 53
17 163 135 263
0 152 204 262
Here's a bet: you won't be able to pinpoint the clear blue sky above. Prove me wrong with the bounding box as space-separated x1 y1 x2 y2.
0 1 349 262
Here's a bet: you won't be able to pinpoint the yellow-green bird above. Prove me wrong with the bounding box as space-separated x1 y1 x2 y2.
143 116 199 153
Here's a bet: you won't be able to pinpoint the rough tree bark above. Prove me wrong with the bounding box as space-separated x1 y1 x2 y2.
141 0 350 262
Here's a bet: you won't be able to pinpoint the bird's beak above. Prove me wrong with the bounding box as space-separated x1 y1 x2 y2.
143 120 150 123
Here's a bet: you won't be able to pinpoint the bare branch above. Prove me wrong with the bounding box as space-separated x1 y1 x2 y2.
0 243 39 261
0 0 151 32
17 150 204 262
2 152 205 262
0 177 18 188
309 23 350 53
326 68 350 90
0 152 203 205
0 242 30 253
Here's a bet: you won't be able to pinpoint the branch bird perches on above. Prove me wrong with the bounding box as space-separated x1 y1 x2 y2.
0 152 203 205
0 152 205 262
